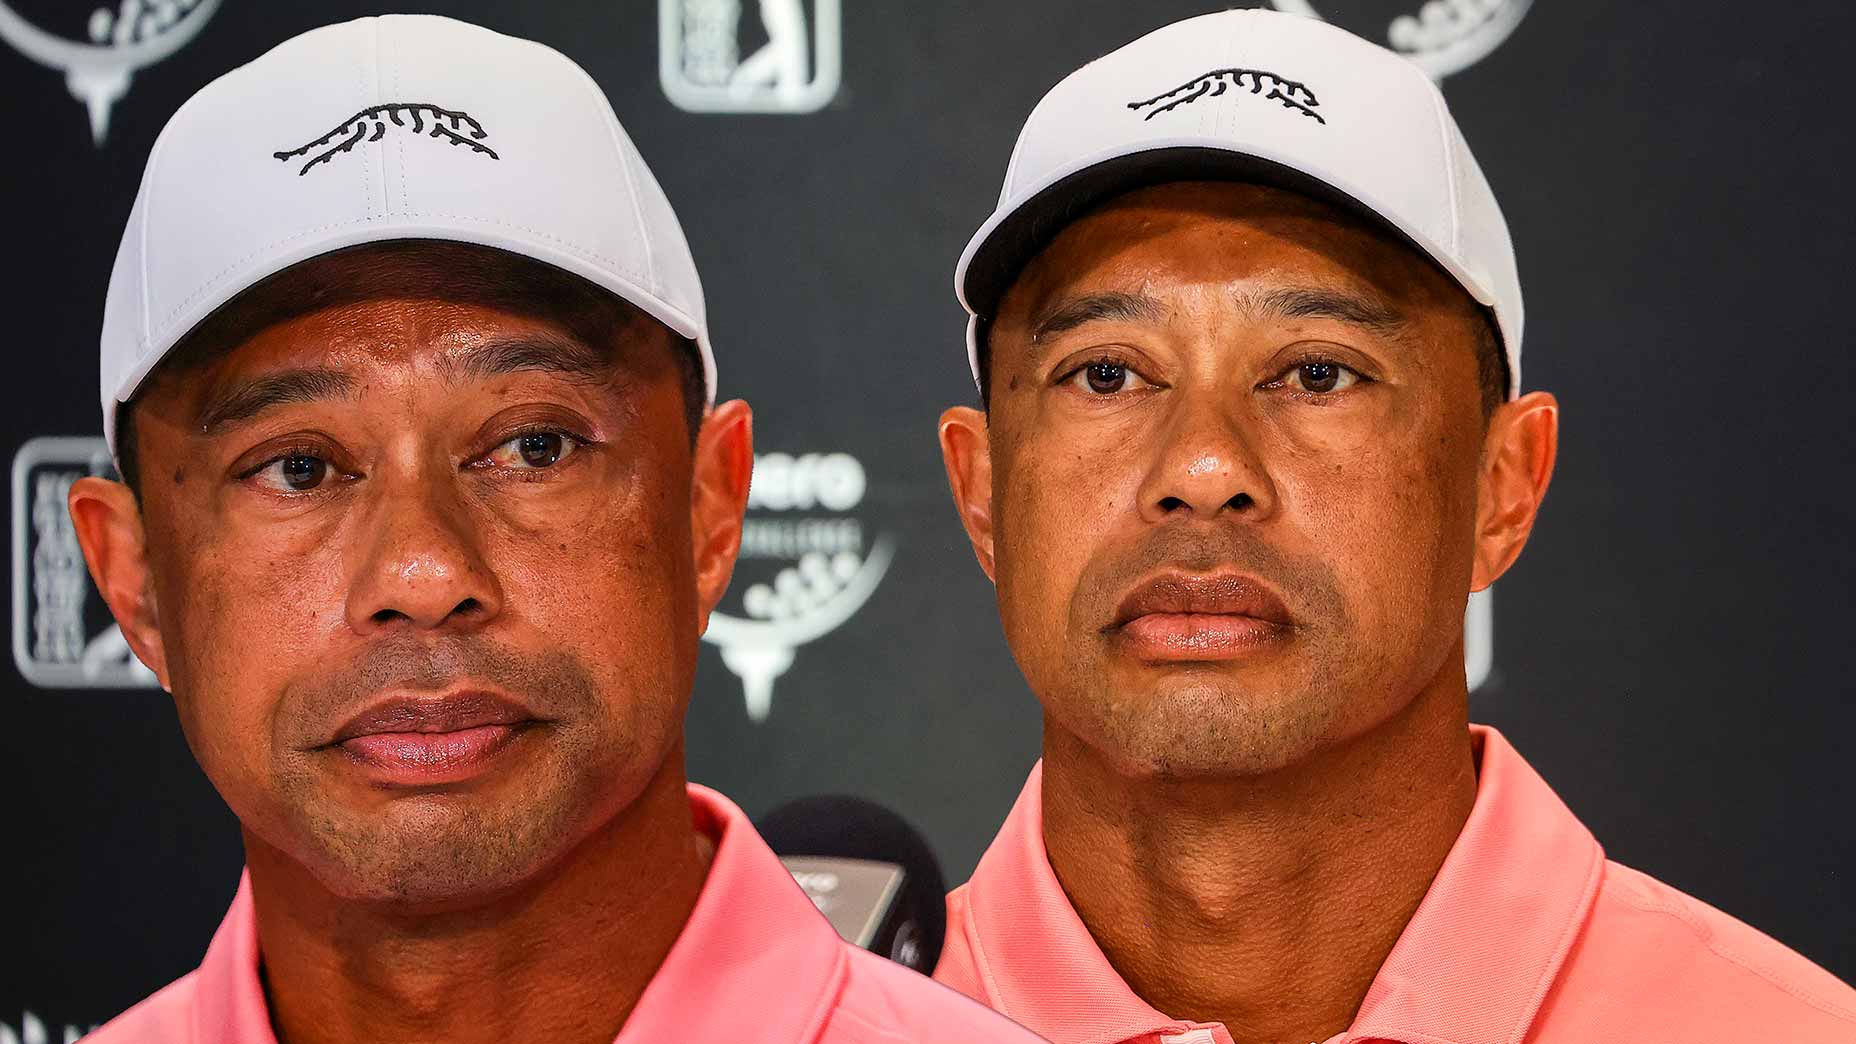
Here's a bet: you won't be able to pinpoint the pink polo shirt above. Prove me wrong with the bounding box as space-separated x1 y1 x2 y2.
88 784 1047 1044
937 725 1856 1044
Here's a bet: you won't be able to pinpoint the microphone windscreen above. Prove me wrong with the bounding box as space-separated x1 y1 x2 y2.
757 795 947 973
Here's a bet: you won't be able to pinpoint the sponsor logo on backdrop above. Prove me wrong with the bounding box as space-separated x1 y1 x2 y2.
1266 0 1531 81
701 451 893 721
660 0 840 114
274 103 499 176
1 1011 96 1044
1128 68 1326 124
0 0 220 145
11 437 157 689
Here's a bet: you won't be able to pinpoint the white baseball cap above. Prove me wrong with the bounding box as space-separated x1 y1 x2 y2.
955 7 1523 397
99 14 714 457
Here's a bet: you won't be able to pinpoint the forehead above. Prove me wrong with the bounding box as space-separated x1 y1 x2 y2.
205 297 612 379
144 243 662 399
998 181 1465 326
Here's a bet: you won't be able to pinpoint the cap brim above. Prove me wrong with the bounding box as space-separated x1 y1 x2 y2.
958 145 1492 323
107 226 715 440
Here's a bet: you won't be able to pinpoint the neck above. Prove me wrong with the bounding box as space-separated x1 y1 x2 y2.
1041 671 1478 1044
247 749 711 1044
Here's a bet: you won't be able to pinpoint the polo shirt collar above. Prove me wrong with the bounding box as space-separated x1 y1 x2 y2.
961 725 1606 1044
620 783 850 1042
190 784 849 1044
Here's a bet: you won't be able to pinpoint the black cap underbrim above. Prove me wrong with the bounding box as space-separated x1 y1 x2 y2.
960 146 1449 321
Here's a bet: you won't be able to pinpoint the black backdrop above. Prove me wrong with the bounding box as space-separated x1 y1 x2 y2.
4 0 1852 1034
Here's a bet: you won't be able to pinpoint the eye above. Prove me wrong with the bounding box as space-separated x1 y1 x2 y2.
1279 360 1364 395
251 453 334 493
486 431 579 470
1063 359 1152 396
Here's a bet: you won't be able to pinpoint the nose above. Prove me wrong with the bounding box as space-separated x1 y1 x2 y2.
344 476 504 634
1137 393 1277 522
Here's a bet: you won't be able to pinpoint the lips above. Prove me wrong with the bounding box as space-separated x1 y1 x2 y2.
1108 572 1294 661
325 690 542 785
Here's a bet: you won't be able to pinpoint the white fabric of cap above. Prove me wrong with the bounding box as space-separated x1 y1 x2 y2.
99 14 714 457
955 8 1523 397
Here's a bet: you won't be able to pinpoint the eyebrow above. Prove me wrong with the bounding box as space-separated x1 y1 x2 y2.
1244 285 1410 336
198 368 357 435
1030 292 1166 341
194 333 616 436
436 332 615 385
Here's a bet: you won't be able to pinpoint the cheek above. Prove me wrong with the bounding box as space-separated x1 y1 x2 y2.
156 525 349 802
491 469 698 688
991 431 1129 655
1275 428 1477 633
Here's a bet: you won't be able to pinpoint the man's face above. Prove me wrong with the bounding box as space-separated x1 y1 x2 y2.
944 181 1551 778
76 269 750 904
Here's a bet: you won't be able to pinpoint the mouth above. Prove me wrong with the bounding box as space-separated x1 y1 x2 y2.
323 690 547 786
1107 571 1294 662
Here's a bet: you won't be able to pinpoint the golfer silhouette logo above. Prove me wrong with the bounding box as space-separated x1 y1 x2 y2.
660 0 841 114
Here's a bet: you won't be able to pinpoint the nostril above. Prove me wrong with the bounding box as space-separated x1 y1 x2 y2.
451 597 484 618
370 608 410 625
1158 495 1188 513
1226 492 1254 511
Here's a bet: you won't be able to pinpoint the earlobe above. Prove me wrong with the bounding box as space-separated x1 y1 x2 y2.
938 406 997 582
66 477 172 690
690 400 754 631
1471 391 1559 591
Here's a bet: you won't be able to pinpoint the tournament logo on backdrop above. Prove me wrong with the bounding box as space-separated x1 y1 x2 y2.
11 437 157 689
659 0 840 114
0 0 219 145
1 1010 95 1044
701 451 893 721
1266 0 1531 81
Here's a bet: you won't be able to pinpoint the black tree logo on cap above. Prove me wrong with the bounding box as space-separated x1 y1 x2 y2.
273 102 500 176
1128 69 1325 124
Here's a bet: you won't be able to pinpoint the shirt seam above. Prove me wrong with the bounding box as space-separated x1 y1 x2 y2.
825 1003 912 1043
1605 874 1856 1025
796 941 855 1044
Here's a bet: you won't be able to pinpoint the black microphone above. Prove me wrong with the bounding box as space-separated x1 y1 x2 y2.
756 795 946 974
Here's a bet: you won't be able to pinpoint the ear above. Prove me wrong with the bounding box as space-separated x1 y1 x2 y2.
1471 391 1559 591
938 406 997 582
690 398 754 631
67 477 173 691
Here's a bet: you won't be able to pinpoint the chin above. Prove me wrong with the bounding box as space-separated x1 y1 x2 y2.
1078 672 1347 779
294 793 587 908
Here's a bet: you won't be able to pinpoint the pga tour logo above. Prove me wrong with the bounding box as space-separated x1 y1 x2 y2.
702 451 893 721
11 437 158 690
660 0 841 114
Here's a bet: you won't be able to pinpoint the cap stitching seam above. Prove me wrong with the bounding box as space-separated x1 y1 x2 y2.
132 112 179 359
391 28 406 214
1426 83 1462 256
361 21 377 222
561 52 656 290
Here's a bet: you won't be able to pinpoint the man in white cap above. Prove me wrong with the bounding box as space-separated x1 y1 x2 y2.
68 15 1047 1044
934 9 1855 1044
